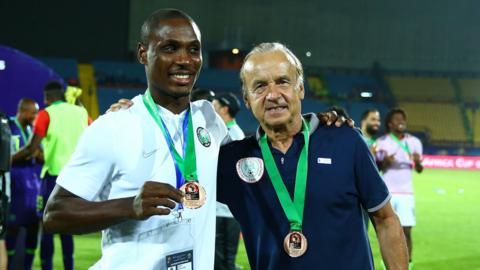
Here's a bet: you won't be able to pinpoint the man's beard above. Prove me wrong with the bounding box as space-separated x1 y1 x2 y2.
366 125 378 136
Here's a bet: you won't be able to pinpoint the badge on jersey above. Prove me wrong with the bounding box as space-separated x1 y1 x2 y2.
166 249 193 270
236 157 264 183
196 127 211 147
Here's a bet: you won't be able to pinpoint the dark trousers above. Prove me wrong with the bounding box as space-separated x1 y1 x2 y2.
214 217 241 270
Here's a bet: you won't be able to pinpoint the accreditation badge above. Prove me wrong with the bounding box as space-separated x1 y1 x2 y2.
283 231 308 257
236 157 264 183
180 182 206 209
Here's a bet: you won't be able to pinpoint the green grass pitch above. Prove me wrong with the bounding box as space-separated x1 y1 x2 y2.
32 169 480 269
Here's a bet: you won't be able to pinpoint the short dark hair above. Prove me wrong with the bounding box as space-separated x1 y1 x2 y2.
17 98 37 112
140 9 194 45
384 108 407 132
216 93 241 117
44 80 65 101
44 81 63 92
361 108 379 121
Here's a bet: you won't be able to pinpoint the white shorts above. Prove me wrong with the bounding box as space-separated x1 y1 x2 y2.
390 194 415 227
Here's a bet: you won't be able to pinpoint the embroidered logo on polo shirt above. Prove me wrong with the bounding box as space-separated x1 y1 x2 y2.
236 157 264 183
317 157 332 164
196 127 211 147
142 148 160 158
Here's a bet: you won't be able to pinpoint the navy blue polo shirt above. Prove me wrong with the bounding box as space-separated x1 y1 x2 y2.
217 114 390 270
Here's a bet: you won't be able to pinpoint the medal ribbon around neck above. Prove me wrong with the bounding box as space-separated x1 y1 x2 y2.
259 118 310 232
142 90 198 187
389 133 411 155
13 117 32 145
366 137 376 147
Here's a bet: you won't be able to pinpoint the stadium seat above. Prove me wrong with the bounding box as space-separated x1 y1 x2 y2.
466 109 480 146
399 102 467 143
387 76 455 102
458 79 480 103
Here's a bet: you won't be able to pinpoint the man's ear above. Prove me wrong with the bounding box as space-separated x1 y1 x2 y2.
298 83 305 100
137 42 147 65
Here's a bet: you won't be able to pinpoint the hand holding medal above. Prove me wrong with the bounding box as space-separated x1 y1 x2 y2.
179 181 206 209
143 90 206 211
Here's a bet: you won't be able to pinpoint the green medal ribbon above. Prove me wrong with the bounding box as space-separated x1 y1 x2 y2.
389 133 411 155
259 119 310 232
366 137 376 147
142 90 198 182
13 117 31 145
226 120 237 128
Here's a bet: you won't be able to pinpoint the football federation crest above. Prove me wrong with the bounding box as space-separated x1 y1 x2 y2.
236 157 264 183
196 127 211 147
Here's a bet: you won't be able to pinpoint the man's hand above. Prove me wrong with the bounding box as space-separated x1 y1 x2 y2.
107 99 134 113
132 181 185 220
412 153 423 173
378 151 395 172
317 111 355 128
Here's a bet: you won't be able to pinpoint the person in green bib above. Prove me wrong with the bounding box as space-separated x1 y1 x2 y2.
14 81 90 270
216 43 409 270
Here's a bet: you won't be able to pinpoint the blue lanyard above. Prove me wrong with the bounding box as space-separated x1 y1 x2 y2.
159 109 190 189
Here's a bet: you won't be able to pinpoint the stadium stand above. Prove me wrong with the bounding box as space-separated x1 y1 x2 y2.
96 87 144 114
92 61 146 87
466 109 480 146
458 79 480 103
322 72 382 100
399 102 467 143
386 76 456 102
78 64 100 119
39 57 79 81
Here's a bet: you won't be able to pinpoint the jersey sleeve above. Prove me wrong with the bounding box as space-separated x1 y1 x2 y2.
353 133 391 212
56 115 118 201
33 110 50 138
216 143 242 205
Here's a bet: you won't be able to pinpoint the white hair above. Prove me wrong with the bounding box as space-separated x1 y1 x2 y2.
240 42 304 95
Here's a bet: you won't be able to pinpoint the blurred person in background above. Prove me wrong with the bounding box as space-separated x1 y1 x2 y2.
191 88 216 102
361 108 381 155
212 92 244 270
14 81 90 270
376 108 423 270
0 111 12 270
7 98 40 270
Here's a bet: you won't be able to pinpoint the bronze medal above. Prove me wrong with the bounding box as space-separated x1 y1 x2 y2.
283 231 308 257
179 182 206 209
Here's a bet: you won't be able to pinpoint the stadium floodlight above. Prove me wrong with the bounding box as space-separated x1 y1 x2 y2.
360 91 373 98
